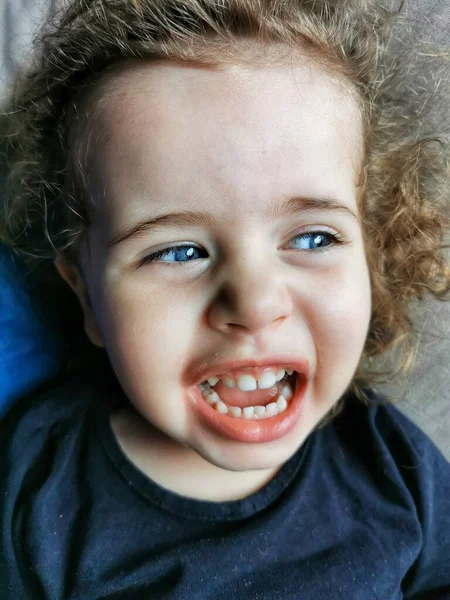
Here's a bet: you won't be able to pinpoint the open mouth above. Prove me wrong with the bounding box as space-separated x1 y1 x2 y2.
190 366 308 443
197 368 297 421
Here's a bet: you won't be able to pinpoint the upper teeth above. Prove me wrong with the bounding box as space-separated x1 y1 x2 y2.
258 372 279 389
206 368 294 392
236 374 258 391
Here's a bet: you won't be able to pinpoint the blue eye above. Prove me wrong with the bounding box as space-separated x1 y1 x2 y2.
140 245 206 265
140 231 340 267
287 231 338 250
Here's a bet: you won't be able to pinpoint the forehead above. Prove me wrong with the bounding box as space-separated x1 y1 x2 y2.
88 55 363 228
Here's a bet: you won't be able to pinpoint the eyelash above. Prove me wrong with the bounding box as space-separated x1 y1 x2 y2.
139 230 345 267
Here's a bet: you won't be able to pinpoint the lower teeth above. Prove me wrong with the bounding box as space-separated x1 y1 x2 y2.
200 383 294 420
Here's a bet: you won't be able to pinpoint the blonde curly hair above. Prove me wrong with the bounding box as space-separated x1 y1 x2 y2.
1 0 449 421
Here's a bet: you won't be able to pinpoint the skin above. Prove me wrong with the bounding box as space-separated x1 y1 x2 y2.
56 53 372 502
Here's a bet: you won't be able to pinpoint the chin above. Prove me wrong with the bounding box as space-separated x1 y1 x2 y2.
190 428 305 473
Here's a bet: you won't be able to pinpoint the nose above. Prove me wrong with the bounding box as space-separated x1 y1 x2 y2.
207 258 293 335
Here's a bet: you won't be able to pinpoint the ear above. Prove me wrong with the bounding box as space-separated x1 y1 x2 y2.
54 258 105 348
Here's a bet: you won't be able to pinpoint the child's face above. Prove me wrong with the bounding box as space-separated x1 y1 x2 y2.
62 55 371 472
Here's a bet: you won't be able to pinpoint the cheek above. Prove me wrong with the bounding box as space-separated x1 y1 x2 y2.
300 258 371 410
98 280 199 384
307 259 372 364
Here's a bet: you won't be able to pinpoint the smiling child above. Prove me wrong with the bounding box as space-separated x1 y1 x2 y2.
1 0 449 598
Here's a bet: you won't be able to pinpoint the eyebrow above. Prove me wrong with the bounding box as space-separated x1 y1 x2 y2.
108 195 358 249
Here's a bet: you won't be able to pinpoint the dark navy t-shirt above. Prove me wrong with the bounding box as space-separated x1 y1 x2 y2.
1 368 450 600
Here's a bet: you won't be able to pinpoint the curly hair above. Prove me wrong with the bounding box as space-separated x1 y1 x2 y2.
1 0 449 422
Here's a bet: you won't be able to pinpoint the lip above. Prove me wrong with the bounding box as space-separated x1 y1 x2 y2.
187 356 310 385
188 367 309 444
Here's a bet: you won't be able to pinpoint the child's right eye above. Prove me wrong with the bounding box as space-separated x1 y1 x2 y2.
140 244 207 266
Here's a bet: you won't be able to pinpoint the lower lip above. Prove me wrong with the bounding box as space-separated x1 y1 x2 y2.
189 375 308 443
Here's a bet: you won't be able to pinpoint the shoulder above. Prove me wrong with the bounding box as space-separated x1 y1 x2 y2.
0 366 119 469
334 389 450 509
344 394 450 596
2 376 89 438
337 388 448 460
337 390 447 454
372 391 447 467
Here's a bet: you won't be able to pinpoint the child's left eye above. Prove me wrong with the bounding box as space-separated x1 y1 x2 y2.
286 231 339 251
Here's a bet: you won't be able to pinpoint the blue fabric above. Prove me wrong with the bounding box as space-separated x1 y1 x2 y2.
0 243 62 416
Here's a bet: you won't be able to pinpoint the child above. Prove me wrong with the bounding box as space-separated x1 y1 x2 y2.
1 0 450 598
